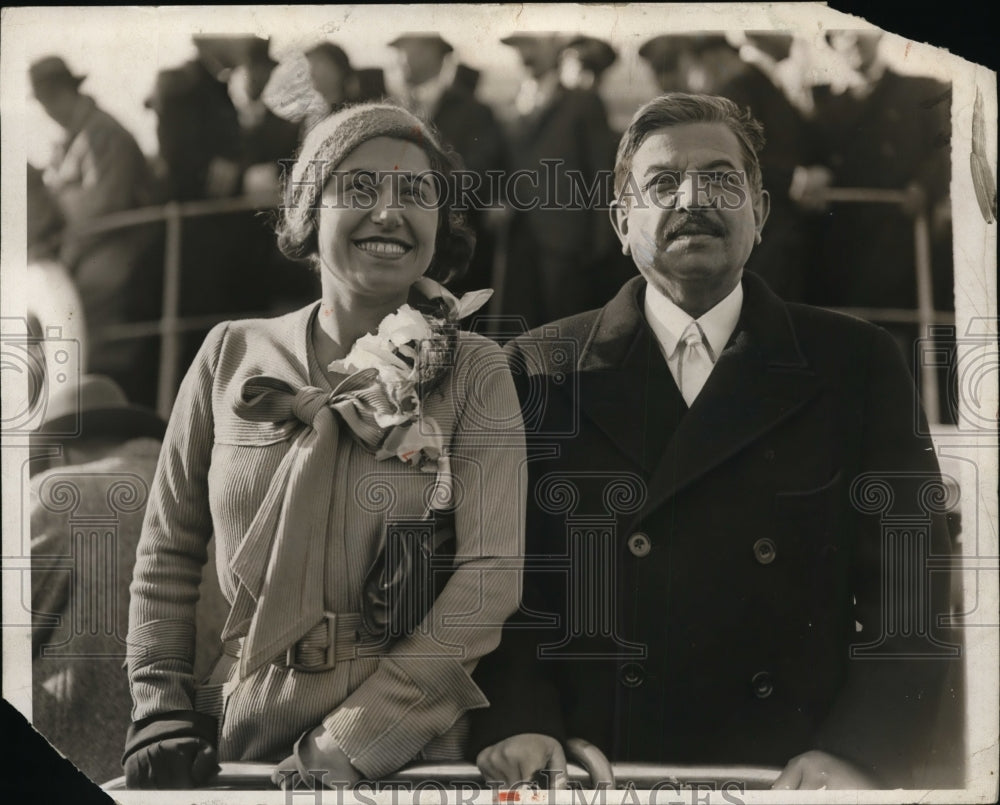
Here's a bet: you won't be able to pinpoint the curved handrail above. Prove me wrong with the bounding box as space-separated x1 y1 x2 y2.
101 760 783 791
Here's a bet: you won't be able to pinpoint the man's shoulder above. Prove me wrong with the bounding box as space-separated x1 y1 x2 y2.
784 300 886 349
503 309 603 373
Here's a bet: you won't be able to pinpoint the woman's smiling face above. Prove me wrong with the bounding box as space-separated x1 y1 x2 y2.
316 136 440 303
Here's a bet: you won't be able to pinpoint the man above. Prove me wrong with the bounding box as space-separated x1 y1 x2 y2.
469 94 958 789
497 33 617 328
799 31 953 366
30 55 160 406
145 37 243 202
388 33 507 295
304 41 355 120
233 37 301 196
30 376 227 784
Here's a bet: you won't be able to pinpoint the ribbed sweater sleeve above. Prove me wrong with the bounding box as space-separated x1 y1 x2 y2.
127 322 228 720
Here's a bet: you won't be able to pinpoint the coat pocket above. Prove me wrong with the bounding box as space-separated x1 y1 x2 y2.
774 470 843 521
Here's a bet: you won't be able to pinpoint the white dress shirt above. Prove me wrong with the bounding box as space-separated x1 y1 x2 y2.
644 281 744 405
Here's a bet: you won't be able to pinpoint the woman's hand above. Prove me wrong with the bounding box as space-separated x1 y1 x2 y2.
272 725 363 790
124 736 219 789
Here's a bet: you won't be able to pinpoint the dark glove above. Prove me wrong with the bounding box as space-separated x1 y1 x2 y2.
122 710 220 789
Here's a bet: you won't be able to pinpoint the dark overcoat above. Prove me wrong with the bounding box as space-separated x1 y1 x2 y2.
469 272 958 787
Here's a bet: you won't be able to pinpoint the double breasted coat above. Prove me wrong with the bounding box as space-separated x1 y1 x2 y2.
469 273 958 787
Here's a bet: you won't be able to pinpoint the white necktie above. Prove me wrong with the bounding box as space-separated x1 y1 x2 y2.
677 321 715 406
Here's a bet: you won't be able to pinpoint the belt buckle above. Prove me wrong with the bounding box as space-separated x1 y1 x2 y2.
286 613 337 672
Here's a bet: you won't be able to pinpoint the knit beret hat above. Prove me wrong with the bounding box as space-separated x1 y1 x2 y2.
281 104 444 249
277 102 473 282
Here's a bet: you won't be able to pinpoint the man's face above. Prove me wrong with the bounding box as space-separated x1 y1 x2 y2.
612 122 769 308
308 56 347 106
35 86 78 129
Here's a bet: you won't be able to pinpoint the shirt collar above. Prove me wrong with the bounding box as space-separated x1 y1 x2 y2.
644 279 744 361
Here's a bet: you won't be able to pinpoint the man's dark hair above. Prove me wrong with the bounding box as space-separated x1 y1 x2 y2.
614 92 766 203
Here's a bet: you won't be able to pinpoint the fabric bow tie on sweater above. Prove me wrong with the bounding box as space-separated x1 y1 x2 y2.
222 368 395 679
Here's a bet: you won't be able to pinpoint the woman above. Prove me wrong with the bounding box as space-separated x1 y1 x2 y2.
124 103 526 789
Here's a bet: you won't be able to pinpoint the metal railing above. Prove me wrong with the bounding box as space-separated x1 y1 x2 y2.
48 188 952 423
103 760 783 791
817 187 948 424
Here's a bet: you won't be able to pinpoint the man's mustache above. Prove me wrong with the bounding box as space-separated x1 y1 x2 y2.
663 214 724 240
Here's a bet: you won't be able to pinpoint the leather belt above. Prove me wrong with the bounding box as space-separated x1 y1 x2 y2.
278 612 382 672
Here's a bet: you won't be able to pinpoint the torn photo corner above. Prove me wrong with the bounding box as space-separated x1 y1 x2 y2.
1 3 996 803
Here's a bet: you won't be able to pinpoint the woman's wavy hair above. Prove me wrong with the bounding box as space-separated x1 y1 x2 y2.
276 102 475 285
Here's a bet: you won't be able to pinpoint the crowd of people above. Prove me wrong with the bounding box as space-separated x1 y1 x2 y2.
27 29 953 411
25 28 963 792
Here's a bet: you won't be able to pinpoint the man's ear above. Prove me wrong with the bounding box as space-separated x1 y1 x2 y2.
753 189 771 244
609 199 631 255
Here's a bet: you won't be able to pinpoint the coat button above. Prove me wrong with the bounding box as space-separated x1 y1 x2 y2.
751 671 774 698
619 663 645 688
627 532 651 557
753 537 776 564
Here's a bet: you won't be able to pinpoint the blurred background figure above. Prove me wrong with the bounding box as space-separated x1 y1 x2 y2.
304 41 355 121
231 37 301 199
354 67 389 102
27 163 64 263
145 36 297 376
799 31 952 310
558 35 617 92
29 375 226 785
144 36 242 202
389 32 507 295
30 55 160 406
794 30 954 418
496 33 618 330
638 34 689 93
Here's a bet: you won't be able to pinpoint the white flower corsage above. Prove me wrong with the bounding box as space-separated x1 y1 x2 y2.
328 278 493 508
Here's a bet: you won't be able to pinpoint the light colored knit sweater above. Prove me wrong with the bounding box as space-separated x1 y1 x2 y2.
126 302 526 778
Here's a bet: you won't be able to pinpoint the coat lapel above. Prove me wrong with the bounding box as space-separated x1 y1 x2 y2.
571 278 677 473
637 273 823 520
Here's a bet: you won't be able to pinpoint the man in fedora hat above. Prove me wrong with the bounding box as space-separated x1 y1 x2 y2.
389 32 507 296
496 33 617 329
232 37 300 195
30 55 160 406
558 36 617 92
30 375 226 784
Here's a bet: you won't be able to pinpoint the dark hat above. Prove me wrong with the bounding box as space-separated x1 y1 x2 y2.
638 35 684 66
36 374 166 442
29 56 85 96
304 41 353 75
500 32 564 48
388 33 454 54
638 33 735 66
244 36 278 67
743 32 794 62
564 36 617 76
